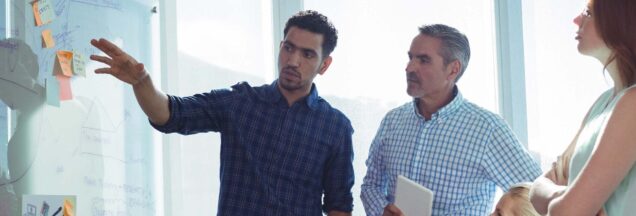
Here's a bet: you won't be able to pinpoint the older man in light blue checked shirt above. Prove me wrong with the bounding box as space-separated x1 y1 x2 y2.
360 24 541 216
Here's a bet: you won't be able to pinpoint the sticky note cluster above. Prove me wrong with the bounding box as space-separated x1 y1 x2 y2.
33 0 57 48
32 0 88 106
53 50 86 77
48 50 86 103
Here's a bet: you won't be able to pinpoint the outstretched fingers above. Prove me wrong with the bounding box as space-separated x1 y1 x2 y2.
94 67 114 75
90 38 149 85
90 55 113 66
91 38 124 58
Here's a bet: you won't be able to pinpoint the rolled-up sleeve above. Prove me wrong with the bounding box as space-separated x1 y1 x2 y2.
150 86 239 135
322 123 355 213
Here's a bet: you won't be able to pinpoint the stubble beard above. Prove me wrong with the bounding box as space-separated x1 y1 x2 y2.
279 79 303 91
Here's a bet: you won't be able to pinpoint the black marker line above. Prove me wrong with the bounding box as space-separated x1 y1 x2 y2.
52 206 62 216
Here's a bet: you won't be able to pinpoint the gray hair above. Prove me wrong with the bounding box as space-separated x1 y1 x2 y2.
418 24 471 82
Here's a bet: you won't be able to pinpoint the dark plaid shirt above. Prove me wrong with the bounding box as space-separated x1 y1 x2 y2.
152 80 354 215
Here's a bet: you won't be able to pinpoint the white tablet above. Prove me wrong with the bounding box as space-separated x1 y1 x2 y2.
395 175 434 216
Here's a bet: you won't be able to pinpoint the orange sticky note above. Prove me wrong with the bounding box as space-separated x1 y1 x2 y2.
32 1 43 26
63 198 74 216
42 29 55 48
56 75 73 101
53 50 74 77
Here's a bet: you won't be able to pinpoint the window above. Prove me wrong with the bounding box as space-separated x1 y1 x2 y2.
522 0 610 170
175 1 274 215
303 0 499 213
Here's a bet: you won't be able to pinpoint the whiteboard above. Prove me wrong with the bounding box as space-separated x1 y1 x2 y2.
0 0 159 215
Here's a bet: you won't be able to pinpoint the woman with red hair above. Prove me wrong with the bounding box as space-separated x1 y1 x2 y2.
530 0 636 215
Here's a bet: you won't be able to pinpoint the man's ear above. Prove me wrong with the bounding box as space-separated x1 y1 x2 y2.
318 56 332 75
447 60 461 81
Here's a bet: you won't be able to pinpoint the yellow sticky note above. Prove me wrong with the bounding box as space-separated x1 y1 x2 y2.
32 0 55 26
42 29 55 48
72 51 86 77
53 50 74 77
39 0 56 25
63 198 74 216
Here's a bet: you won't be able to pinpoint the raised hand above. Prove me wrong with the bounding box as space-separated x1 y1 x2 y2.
89 38 149 86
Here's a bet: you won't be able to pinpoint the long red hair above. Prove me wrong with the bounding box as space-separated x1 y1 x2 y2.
593 0 636 88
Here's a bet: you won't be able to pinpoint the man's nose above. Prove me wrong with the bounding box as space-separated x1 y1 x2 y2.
405 59 416 73
287 51 301 67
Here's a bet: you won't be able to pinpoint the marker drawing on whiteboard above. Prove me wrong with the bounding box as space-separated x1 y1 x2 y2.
52 206 62 216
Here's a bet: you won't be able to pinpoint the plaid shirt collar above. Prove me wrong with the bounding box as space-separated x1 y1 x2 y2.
412 85 464 120
264 79 321 110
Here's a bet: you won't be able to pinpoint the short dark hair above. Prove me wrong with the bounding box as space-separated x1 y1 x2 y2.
284 10 338 57
418 24 471 82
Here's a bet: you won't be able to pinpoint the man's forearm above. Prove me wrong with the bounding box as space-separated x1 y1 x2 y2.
132 75 170 125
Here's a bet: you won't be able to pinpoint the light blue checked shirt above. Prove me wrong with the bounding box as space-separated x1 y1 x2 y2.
361 89 541 216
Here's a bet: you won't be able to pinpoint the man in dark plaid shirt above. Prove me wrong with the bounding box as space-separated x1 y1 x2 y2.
90 10 354 216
